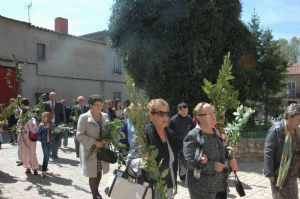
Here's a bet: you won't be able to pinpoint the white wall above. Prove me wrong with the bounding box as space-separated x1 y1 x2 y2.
0 17 128 105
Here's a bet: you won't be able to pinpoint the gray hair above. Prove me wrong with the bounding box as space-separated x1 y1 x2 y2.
285 103 300 119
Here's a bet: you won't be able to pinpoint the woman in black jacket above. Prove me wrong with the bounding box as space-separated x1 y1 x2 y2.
127 99 176 199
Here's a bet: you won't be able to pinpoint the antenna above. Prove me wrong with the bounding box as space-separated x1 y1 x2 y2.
26 1 32 23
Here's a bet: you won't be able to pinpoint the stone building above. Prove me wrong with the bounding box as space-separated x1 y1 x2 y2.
0 16 127 106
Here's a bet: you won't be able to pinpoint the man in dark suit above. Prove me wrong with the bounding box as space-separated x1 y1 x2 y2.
44 92 64 159
72 96 89 157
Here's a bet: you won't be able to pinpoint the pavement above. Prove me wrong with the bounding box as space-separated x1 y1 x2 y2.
0 133 299 199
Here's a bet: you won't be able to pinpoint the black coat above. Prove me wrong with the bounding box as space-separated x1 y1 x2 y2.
264 120 285 177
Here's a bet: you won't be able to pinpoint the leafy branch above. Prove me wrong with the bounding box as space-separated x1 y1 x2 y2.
87 119 127 167
17 94 46 132
55 123 76 134
202 52 240 128
226 105 254 147
202 53 254 148
0 100 19 124
126 75 168 198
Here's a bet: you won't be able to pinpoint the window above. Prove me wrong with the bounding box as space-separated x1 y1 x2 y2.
287 81 296 96
37 43 46 60
113 92 121 101
113 58 122 74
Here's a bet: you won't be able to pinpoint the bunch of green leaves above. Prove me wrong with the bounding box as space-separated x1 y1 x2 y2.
54 123 76 134
87 119 126 166
17 94 46 133
202 53 254 148
126 75 168 198
0 99 19 124
226 105 255 147
202 52 240 128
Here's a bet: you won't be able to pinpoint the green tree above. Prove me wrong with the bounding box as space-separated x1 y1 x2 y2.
109 0 252 112
278 37 300 64
247 14 287 127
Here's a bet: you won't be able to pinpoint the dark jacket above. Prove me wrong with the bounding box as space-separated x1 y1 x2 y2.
264 120 285 177
64 106 72 123
127 122 175 189
169 113 193 151
145 123 175 188
44 101 64 125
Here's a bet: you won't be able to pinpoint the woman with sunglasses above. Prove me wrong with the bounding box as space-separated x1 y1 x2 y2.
127 99 176 199
183 102 227 199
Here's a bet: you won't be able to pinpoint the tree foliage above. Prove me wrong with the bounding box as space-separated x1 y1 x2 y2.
109 0 252 113
277 37 300 64
247 13 287 126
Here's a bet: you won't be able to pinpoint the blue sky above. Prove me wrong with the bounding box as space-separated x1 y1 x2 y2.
1 0 299 39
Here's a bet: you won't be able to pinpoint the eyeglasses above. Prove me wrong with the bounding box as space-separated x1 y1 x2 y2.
197 111 216 117
181 105 188 108
152 111 170 117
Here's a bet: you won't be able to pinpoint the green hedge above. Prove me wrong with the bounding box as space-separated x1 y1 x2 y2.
241 131 267 138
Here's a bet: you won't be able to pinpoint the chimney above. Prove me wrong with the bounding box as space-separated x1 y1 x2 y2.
55 17 68 34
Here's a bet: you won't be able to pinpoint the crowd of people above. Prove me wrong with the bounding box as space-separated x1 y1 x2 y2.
1 92 300 199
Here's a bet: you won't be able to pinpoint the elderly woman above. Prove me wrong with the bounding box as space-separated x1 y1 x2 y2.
264 103 300 199
76 94 110 199
128 99 176 199
183 102 227 199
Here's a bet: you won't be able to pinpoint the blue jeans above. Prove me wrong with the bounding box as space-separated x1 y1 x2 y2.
41 142 51 171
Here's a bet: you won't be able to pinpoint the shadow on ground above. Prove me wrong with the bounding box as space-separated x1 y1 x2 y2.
60 147 76 154
51 157 80 167
24 172 74 198
236 160 264 175
0 170 18 183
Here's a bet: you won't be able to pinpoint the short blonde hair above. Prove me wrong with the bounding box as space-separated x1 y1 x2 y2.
193 102 209 116
147 99 169 114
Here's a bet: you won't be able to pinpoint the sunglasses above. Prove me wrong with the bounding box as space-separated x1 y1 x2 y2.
152 111 170 117
197 111 216 117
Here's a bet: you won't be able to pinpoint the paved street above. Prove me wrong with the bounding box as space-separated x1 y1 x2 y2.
0 134 299 199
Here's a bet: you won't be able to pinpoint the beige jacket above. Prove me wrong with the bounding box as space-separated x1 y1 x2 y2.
76 110 110 177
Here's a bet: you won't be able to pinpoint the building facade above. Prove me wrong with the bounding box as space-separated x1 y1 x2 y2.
286 63 300 104
0 16 127 106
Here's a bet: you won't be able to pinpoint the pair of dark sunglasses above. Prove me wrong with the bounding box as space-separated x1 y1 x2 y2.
152 111 170 117
197 111 216 117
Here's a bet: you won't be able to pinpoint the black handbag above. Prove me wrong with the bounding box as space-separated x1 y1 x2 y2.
97 148 117 164
234 172 245 197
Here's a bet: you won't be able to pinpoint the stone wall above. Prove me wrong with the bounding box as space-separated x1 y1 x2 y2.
237 138 265 162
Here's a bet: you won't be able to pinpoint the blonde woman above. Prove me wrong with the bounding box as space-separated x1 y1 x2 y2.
128 99 176 199
183 102 227 199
